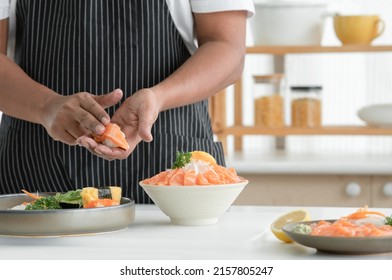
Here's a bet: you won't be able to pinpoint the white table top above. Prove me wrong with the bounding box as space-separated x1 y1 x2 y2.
1 205 391 260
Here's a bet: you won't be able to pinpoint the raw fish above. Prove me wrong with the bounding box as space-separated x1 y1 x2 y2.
94 123 129 150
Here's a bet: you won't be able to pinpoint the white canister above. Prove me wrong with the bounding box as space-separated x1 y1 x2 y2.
0 0 9 20
251 1 329 46
0 0 9 54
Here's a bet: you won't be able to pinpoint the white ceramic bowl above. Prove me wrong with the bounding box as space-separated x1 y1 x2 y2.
357 104 392 127
139 181 248 226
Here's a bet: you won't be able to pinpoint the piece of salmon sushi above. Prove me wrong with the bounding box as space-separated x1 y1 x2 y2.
94 123 129 150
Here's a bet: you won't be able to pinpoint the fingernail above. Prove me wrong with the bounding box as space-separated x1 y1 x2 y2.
95 124 105 133
101 117 109 125
115 89 123 97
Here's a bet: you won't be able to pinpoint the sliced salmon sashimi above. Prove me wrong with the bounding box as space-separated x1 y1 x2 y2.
142 164 245 186
310 206 392 237
311 219 392 237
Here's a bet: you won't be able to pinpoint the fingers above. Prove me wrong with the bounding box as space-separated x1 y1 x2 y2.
138 118 154 142
93 146 130 160
136 95 157 142
78 89 123 135
74 88 156 159
59 132 77 146
67 122 90 139
77 135 131 160
77 96 110 135
43 90 125 149
94 89 124 110
51 128 78 146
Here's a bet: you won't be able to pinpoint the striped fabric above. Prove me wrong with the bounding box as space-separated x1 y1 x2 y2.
0 0 225 203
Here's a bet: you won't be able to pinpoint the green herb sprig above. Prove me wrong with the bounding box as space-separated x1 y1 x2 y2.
25 195 61 210
385 215 392 226
25 190 82 210
172 151 192 169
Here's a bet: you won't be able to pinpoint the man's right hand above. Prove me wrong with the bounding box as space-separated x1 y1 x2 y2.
41 89 123 145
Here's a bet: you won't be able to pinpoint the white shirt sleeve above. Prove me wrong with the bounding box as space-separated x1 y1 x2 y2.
0 0 10 20
166 0 254 54
190 0 255 17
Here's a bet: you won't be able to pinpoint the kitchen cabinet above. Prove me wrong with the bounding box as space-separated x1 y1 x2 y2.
210 45 392 153
371 176 392 207
233 173 392 207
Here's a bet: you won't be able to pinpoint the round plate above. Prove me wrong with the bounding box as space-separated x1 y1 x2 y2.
283 220 392 254
357 104 392 128
0 193 135 237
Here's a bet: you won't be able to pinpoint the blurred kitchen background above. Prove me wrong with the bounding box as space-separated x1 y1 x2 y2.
222 0 392 156
214 0 392 207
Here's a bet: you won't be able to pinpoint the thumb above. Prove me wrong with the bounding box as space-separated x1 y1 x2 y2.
138 115 154 143
94 89 123 109
138 121 153 142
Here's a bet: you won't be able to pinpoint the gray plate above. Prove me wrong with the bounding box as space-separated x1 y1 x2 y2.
283 220 392 255
0 193 135 237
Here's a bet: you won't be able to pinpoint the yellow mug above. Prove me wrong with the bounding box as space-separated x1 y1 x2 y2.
334 15 385 45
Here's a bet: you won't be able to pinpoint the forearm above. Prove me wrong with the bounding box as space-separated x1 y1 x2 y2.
151 11 247 112
0 54 57 124
151 40 244 111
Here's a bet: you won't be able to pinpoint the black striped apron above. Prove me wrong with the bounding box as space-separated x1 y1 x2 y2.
0 0 225 203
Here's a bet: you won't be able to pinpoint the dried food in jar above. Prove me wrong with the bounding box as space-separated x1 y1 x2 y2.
290 86 322 128
291 97 321 127
255 95 284 127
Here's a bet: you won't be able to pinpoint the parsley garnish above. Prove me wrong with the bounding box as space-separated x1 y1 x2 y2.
172 151 192 169
25 195 61 210
385 215 392 226
25 190 82 210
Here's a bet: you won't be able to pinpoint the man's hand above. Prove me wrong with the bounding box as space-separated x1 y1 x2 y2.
77 88 159 160
42 89 123 145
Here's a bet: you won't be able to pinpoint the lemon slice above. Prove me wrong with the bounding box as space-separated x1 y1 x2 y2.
270 209 311 243
191 151 217 165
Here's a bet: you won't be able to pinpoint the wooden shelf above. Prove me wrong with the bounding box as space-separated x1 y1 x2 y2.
211 45 392 153
246 45 392 55
221 125 392 136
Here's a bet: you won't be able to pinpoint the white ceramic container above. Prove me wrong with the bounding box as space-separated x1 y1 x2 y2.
251 1 328 45
140 181 248 226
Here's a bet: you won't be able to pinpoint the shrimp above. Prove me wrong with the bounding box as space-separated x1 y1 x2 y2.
21 189 42 205
343 205 385 220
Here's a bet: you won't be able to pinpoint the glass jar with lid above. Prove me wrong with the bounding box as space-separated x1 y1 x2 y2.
290 86 322 128
253 74 285 128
